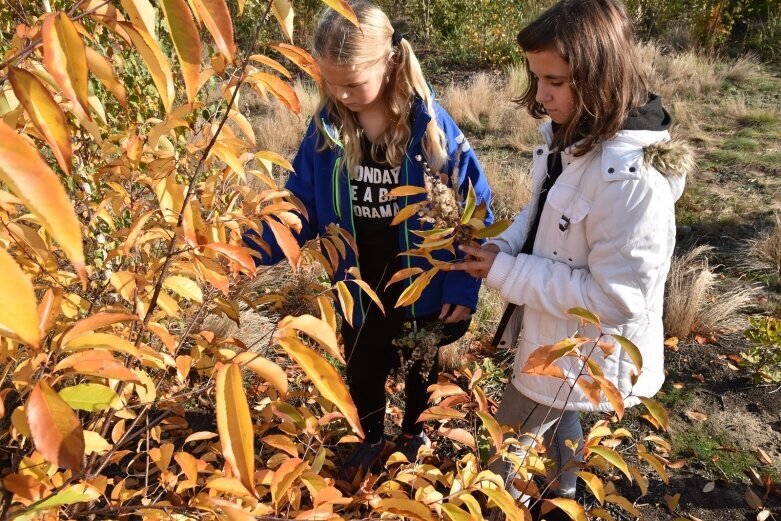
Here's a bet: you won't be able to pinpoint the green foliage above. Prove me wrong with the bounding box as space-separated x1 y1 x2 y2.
741 316 781 382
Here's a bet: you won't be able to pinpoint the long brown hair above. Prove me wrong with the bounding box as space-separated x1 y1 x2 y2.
516 0 649 155
312 1 447 176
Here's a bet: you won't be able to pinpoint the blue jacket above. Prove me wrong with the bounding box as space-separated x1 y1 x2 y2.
244 97 493 327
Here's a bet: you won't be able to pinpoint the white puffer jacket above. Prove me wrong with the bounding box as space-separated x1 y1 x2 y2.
486 122 692 412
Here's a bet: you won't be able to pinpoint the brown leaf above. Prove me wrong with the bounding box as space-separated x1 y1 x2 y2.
755 448 773 466
745 486 764 510
685 411 708 422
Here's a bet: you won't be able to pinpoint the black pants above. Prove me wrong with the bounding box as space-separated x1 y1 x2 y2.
342 306 470 443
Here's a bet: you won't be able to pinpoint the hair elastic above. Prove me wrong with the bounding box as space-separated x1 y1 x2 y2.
391 20 408 47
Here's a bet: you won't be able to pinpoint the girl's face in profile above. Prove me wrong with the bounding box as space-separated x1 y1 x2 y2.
526 50 575 125
319 58 389 113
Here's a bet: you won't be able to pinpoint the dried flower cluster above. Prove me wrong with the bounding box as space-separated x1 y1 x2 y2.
414 153 474 246
393 320 444 380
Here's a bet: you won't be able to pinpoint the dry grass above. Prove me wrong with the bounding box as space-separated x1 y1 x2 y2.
723 54 762 85
440 71 539 149
664 245 758 339
481 153 533 220
744 215 781 277
249 81 320 159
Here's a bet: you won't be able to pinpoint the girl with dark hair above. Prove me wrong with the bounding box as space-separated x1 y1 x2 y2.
451 0 693 511
244 1 492 483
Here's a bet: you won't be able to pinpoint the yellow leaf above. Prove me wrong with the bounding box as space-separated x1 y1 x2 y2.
385 267 424 289
53 351 141 382
164 275 204 303
391 201 425 226
605 494 641 518
374 498 436 521
61 332 140 358
319 0 359 27
120 0 157 38
477 411 503 453
42 13 90 122
261 434 298 458
26 381 84 470
638 450 669 484
8 67 72 175
479 488 525 521
255 150 294 172
119 22 175 112
277 335 364 438
215 363 257 497
86 47 127 110
567 307 601 327
638 396 670 431
576 471 605 504
0 247 40 348
83 430 112 455
233 352 288 396
192 0 236 63
350 279 386 317
249 55 292 79
37 287 63 339
544 498 587 521
270 457 308 506
271 0 294 43
229 110 256 145
472 219 512 239
175 451 199 482
279 314 342 363
417 406 466 421
212 141 246 179
461 179 476 225
0 121 86 284
612 334 643 373
395 267 440 308
334 281 354 326
588 446 632 481
161 0 202 105
59 383 123 412
591 374 625 420
441 503 477 521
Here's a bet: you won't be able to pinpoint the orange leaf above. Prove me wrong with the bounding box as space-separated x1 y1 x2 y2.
0 247 41 348
685 410 708 422
192 0 236 63
385 267 424 289
233 352 288 396
544 498 587 521
591 374 625 420
268 43 322 88
37 287 63 339
0 121 86 285
215 363 257 497
42 13 91 122
53 351 141 382
8 67 72 175
270 457 308 506
437 426 476 449
26 381 85 470
203 242 257 275
262 217 300 268
60 312 138 347
160 0 202 105
85 46 128 109
250 72 300 115
277 335 364 438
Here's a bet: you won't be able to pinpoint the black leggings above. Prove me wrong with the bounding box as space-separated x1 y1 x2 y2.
342 310 470 443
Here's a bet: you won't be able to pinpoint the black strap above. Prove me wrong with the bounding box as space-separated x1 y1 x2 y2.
491 151 563 347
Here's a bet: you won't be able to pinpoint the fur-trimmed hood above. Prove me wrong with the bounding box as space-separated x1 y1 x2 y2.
644 137 694 201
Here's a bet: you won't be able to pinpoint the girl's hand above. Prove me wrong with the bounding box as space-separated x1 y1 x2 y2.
439 303 471 324
450 244 499 278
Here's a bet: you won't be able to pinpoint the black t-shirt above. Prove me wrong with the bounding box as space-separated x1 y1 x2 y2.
351 134 403 310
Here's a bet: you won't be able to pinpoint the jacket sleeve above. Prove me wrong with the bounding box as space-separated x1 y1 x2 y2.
485 171 673 327
485 206 529 255
435 106 494 310
243 119 321 265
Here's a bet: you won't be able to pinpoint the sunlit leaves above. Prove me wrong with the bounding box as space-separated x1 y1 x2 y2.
161 0 202 105
320 0 360 26
215 363 257 497
8 67 72 175
0 121 86 284
272 0 295 43
42 13 90 122
119 22 175 113
59 383 123 412
27 381 84 470
192 0 236 63
277 335 364 438
0 247 41 348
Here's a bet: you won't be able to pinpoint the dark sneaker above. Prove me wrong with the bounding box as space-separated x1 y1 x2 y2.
338 438 390 483
394 431 431 463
